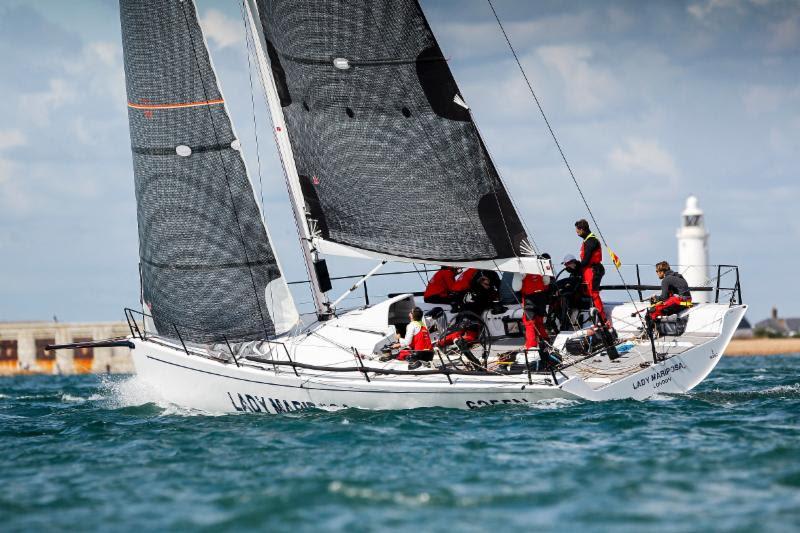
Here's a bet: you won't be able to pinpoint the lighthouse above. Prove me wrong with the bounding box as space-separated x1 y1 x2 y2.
676 195 710 303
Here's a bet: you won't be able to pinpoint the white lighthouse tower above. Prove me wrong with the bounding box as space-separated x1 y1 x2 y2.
676 195 710 303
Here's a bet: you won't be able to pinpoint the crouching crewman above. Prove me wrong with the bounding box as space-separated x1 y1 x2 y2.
392 307 433 368
647 261 693 324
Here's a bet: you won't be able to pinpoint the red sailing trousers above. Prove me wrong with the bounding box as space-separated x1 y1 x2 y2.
582 267 607 323
522 313 549 349
649 295 691 319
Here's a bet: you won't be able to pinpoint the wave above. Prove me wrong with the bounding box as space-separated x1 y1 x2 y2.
690 383 800 402
527 397 581 410
60 393 104 403
97 376 219 417
328 480 432 506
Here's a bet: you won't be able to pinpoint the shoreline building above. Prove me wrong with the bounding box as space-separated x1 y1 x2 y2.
754 308 800 337
0 321 133 376
677 195 710 303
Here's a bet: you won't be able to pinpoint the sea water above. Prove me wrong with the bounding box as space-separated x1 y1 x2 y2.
1 355 798 532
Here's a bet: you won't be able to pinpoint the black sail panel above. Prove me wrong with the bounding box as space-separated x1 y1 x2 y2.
120 0 297 343
255 0 529 262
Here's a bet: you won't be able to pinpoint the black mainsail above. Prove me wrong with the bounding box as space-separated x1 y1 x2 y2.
119 0 298 342
250 0 535 266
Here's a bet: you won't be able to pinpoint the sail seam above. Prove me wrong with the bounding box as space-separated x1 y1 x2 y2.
127 99 224 110
131 144 234 155
140 257 275 271
274 50 446 67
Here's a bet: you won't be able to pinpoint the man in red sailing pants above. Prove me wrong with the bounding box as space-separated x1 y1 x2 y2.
575 219 608 324
393 307 433 361
647 261 693 320
521 273 550 350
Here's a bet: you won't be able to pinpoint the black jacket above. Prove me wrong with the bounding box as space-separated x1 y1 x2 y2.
659 270 691 300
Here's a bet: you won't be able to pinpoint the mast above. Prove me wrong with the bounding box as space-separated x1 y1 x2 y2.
243 0 332 320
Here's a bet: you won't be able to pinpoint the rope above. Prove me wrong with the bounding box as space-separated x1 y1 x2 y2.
238 1 327 316
485 0 647 331
240 1 266 218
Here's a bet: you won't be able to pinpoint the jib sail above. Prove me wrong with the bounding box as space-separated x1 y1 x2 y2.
119 0 298 342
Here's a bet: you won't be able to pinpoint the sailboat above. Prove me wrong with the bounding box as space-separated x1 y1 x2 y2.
55 0 746 412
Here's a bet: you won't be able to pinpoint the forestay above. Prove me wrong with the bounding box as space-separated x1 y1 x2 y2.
119 0 298 343
252 0 540 271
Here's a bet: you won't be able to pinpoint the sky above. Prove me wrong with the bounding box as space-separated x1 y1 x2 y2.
0 0 798 324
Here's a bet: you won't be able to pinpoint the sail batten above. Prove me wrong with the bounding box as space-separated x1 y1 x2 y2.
120 0 298 343
253 0 532 266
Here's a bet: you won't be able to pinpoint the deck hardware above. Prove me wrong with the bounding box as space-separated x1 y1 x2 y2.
283 344 299 377
173 325 188 355
352 348 370 382
437 351 453 385
522 349 533 385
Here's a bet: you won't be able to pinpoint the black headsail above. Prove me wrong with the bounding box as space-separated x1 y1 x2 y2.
251 0 534 266
119 0 298 343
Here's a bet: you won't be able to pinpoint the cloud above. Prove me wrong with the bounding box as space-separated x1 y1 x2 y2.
770 15 800 51
20 78 76 126
200 9 243 49
742 84 800 115
537 45 619 114
0 129 27 150
0 157 9 183
0 157 32 214
687 0 740 20
608 138 679 179
64 41 126 103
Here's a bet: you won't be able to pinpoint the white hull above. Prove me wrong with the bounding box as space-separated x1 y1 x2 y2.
129 298 747 413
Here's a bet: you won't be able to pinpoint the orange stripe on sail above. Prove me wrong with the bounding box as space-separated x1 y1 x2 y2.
127 99 224 110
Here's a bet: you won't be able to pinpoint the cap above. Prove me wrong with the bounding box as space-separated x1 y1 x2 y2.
562 254 578 264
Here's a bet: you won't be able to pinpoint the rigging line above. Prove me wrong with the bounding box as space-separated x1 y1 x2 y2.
486 0 647 328
476 115 527 261
240 1 267 221
416 2 539 260
471 116 542 256
179 1 271 340
240 0 281 331
241 4 322 314
410 263 428 289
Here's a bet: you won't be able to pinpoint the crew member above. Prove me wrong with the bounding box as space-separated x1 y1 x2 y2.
557 254 582 296
647 261 692 322
575 219 607 324
551 254 583 328
461 272 500 316
392 307 433 362
451 267 478 294
423 266 458 304
520 272 550 351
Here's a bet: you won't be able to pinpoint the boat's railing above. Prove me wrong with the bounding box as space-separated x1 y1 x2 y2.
288 263 743 311
122 307 555 385
123 307 298 372
604 263 742 305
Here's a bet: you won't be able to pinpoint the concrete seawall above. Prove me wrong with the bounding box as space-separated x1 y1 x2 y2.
0 321 134 375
